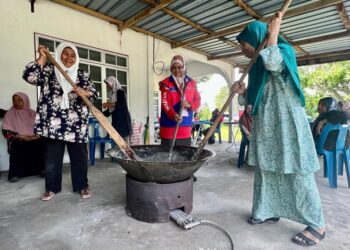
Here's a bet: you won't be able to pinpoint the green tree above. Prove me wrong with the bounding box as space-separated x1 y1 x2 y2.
197 104 211 121
299 61 350 118
215 86 229 110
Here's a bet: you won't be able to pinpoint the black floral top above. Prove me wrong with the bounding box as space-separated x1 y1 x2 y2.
23 62 98 143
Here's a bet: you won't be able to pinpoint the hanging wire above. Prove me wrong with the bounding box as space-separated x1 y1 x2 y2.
153 37 165 75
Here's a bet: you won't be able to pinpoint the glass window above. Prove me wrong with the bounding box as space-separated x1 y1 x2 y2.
117 71 127 85
94 99 102 111
89 66 101 82
117 56 127 67
77 47 88 59
106 68 116 78
89 50 101 61
79 63 89 72
106 54 116 65
94 82 102 98
38 38 55 52
35 35 128 113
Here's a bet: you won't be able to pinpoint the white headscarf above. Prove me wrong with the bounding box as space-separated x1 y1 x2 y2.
170 55 186 93
54 42 79 109
104 76 122 112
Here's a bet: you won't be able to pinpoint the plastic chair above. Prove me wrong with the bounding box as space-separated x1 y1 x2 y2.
214 124 222 144
316 123 350 188
88 117 114 165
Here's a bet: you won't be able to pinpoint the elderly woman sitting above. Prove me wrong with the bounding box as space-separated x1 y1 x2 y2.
312 97 350 150
2 92 44 182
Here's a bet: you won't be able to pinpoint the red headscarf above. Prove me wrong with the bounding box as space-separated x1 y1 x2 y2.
2 92 36 135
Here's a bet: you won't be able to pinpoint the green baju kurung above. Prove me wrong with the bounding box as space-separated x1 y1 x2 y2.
245 45 325 229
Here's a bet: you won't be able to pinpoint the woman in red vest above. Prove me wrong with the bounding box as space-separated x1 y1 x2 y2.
159 55 201 147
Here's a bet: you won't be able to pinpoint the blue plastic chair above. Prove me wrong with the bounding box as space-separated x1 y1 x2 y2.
88 117 114 165
214 124 222 144
316 123 350 188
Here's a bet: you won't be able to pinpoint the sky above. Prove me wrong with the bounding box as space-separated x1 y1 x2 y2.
197 74 228 111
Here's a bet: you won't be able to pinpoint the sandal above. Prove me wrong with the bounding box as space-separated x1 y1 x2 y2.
40 191 55 201
247 216 280 225
292 226 326 246
80 188 92 199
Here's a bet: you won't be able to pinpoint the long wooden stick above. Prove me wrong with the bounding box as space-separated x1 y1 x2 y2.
44 51 138 161
168 80 187 161
191 0 292 161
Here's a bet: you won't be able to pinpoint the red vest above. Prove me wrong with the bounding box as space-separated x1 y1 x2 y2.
159 75 201 139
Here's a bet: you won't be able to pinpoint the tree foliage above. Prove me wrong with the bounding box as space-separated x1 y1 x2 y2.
197 103 211 120
215 86 229 110
299 61 350 118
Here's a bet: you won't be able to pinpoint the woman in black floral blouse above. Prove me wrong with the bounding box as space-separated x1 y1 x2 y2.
23 42 98 201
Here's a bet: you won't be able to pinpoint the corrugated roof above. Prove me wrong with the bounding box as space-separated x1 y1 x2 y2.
53 0 350 66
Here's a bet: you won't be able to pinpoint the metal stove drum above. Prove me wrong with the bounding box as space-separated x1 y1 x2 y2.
107 145 215 223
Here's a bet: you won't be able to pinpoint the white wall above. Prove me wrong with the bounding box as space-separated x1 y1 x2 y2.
0 0 233 170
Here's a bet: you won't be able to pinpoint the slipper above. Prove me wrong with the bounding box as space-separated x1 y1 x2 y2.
40 191 55 201
247 216 280 225
292 226 326 246
80 188 92 199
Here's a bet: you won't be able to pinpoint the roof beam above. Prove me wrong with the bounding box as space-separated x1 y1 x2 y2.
236 50 350 67
52 0 123 26
293 30 350 46
119 0 174 31
233 0 260 19
233 0 307 56
51 0 211 58
208 51 244 60
336 2 350 30
209 30 350 60
297 53 350 66
172 0 344 48
297 49 350 65
142 0 240 49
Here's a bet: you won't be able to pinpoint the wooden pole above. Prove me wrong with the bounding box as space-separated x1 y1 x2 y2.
44 51 138 161
191 0 292 161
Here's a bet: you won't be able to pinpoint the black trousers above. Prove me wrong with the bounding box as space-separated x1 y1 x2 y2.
44 139 88 193
8 139 45 180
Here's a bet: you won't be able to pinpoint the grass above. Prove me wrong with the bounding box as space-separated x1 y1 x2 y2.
220 124 242 142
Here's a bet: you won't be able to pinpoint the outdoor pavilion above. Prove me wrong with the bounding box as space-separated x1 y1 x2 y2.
1 1 350 249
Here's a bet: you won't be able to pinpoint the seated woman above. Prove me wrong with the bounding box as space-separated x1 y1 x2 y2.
312 97 349 150
238 105 252 168
0 108 6 118
2 92 44 182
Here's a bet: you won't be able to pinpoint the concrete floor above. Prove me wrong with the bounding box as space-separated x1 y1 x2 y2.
0 143 349 250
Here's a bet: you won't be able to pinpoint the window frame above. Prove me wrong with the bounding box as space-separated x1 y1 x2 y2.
34 33 130 111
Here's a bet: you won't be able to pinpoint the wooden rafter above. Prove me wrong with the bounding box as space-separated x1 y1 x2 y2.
234 0 260 19
172 0 344 48
293 30 350 46
238 49 350 67
119 0 173 31
336 2 350 30
142 0 240 49
51 0 211 58
208 51 244 60
297 53 350 66
297 49 350 61
209 30 350 60
234 0 307 56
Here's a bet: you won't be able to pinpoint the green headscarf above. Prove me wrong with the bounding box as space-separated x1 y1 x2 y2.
236 21 305 115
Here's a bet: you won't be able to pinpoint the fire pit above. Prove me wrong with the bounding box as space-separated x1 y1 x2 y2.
107 145 215 183
107 145 215 223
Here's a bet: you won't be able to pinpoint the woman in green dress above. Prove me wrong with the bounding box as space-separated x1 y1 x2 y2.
233 12 326 246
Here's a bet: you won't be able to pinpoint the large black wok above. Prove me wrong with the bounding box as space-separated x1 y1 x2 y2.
106 145 215 183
